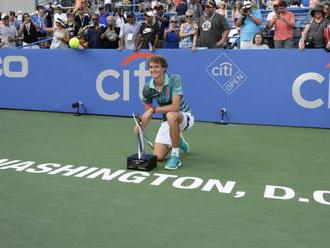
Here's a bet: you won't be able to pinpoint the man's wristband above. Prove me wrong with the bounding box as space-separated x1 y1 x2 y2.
148 106 156 114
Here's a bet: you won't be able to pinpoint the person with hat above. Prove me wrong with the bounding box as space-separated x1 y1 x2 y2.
198 1 229 48
237 0 262 49
118 12 141 50
0 13 19 48
136 11 160 51
299 4 330 49
53 4 67 25
267 0 295 48
44 18 70 49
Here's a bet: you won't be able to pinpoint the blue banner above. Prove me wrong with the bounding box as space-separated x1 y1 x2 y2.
0 49 329 128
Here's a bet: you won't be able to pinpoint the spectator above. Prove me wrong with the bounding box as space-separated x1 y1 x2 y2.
176 0 189 25
139 0 152 12
324 2 330 21
104 0 112 12
151 0 160 9
98 6 109 27
101 15 120 48
32 6 47 38
199 1 229 48
45 18 70 49
232 1 242 21
188 0 203 22
115 9 126 30
247 32 270 49
80 14 106 48
299 4 330 49
0 13 19 48
66 12 76 38
266 0 279 33
155 5 170 48
267 0 295 48
54 5 67 24
164 15 180 48
44 5 54 28
309 0 320 9
137 11 160 51
9 11 20 30
74 6 90 36
118 12 140 50
179 10 198 50
237 0 262 49
16 10 23 26
216 1 228 18
19 13 40 48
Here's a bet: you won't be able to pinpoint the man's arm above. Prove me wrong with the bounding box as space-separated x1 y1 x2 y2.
249 14 262 25
280 12 295 28
154 95 181 113
216 29 229 48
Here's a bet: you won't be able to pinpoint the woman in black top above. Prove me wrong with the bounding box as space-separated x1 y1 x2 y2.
19 13 40 48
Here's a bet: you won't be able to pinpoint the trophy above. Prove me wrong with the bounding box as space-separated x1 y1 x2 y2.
127 113 157 171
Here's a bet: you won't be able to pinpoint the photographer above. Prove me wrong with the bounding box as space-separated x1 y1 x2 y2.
267 0 295 48
237 0 262 49
299 4 330 50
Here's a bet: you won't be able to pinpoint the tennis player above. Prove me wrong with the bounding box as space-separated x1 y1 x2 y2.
135 54 194 170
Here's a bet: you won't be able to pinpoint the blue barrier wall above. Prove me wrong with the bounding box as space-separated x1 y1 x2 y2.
0 49 329 128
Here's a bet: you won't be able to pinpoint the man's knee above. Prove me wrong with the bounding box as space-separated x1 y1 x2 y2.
166 112 179 124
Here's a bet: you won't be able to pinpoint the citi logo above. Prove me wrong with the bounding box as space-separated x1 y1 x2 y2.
211 62 233 77
206 53 247 95
96 52 153 101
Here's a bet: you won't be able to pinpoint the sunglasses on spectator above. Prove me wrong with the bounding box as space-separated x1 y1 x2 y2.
171 20 177 22
92 18 99 21
186 15 193 18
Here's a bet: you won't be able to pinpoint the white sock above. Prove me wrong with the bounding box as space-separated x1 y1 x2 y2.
171 147 179 157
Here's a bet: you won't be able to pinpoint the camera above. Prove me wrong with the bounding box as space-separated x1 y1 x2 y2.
242 6 251 15
305 38 315 48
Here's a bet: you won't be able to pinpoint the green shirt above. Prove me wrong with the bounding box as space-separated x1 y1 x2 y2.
143 73 191 113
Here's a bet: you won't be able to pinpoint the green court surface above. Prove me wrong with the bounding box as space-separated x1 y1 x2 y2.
0 109 329 248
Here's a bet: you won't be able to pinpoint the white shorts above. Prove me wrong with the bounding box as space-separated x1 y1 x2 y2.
155 112 194 146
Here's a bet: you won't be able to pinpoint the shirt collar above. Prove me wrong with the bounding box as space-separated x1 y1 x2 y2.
149 73 170 89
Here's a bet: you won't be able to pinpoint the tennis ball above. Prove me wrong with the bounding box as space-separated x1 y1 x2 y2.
69 37 80 49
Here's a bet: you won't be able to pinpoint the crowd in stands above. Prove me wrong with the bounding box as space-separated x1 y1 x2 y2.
0 0 329 50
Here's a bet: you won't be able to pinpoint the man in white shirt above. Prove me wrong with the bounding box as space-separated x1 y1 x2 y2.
118 12 141 50
0 13 18 48
53 5 67 25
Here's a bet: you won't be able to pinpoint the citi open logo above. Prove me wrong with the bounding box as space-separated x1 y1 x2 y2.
206 53 247 95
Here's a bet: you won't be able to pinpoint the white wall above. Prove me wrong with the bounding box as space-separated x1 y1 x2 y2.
0 0 35 14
